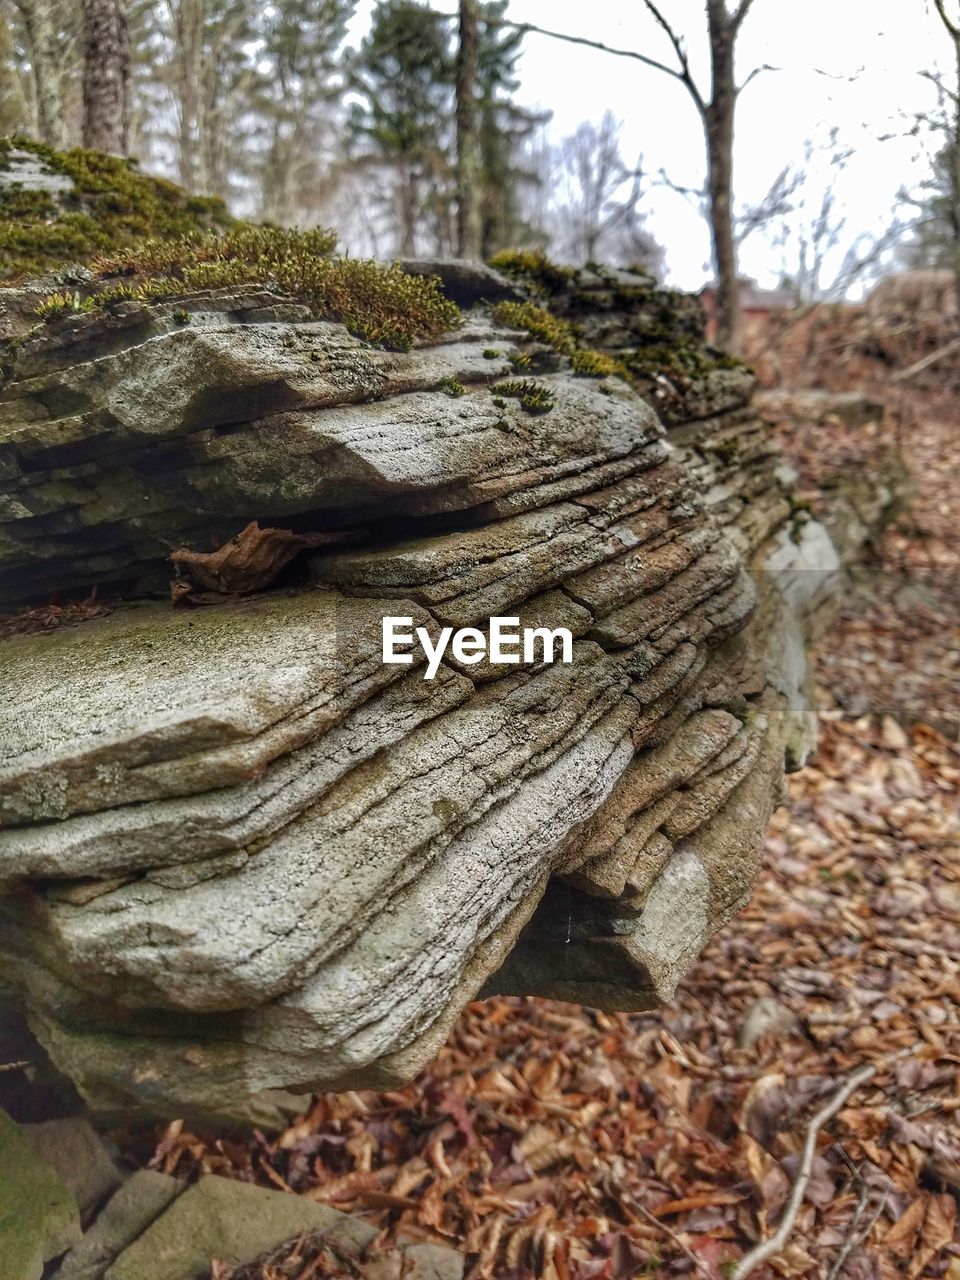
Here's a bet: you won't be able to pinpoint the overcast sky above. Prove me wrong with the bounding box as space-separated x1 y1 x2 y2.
349 0 949 289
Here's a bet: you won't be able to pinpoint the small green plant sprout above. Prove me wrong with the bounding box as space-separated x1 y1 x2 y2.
491 379 555 414
482 347 501 359
35 290 96 321
491 300 574 354
437 376 466 397
173 309 191 324
507 350 531 369
571 348 622 378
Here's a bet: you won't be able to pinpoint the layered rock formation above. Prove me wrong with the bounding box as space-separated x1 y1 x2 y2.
0 250 838 1119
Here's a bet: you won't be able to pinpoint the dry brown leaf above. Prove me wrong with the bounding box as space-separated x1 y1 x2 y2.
908 1194 958 1276
882 1195 928 1255
170 520 340 597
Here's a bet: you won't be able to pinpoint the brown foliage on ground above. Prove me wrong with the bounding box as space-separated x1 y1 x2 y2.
117 696 960 1279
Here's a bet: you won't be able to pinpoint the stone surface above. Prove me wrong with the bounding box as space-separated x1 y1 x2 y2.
0 1107 81 1280
0 262 859 1119
20 1118 121 1221
738 996 798 1049
53 1172 182 1280
105 1176 374 1280
401 1242 465 1280
397 258 521 305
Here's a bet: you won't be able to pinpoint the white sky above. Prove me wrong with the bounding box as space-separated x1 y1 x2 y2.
347 0 950 289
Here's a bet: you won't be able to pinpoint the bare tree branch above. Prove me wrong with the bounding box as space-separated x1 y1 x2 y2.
655 166 706 204
733 0 758 31
731 1065 877 1280
920 67 960 104
934 0 960 40
739 62 778 93
641 0 706 114
891 335 960 382
433 12 700 88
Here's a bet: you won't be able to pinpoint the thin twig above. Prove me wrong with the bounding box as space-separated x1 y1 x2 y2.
630 1196 715 1279
890 336 960 383
731 1064 877 1280
826 1165 869 1280
434 10 696 83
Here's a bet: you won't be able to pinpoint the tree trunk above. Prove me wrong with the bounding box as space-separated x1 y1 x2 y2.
13 0 68 147
951 40 960 319
705 1 742 355
399 166 417 256
81 0 130 154
455 0 483 259
172 0 205 192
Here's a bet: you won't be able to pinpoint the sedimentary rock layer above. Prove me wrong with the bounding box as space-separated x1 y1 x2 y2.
0 268 835 1118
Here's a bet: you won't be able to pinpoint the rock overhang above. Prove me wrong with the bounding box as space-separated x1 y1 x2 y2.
0 252 839 1119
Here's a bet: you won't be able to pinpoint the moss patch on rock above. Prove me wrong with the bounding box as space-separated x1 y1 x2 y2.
32 225 462 352
491 300 575 354
490 378 555 414
488 249 577 294
0 136 231 279
571 348 623 378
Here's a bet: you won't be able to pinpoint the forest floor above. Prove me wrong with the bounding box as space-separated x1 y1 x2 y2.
116 386 960 1280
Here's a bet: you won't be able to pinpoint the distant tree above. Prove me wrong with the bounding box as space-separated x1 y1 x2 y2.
80 0 130 153
256 0 355 225
455 0 481 256
9 0 74 145
903 144 960 277
900 1 960 312
931 0 960 310
154 0 262 197
624 1 768 352
475 1 547 256
547 111 664 275
348 0 453 254
0 3 37 135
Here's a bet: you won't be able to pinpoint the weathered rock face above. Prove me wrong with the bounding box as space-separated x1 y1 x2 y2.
0 260 837 1120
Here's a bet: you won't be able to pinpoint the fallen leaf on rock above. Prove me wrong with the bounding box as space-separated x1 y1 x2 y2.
171 520 342 596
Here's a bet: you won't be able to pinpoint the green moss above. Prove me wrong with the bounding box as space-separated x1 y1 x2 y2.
173 309 191 325
33 225 461 352
492 299 575 354
621 337 743 389
710 437 740 462
571 348 623 378
0 135 232 279
491 378 555 414
482 347 501 359
488 248 576 294
35 290 97 320
437 376 466 396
